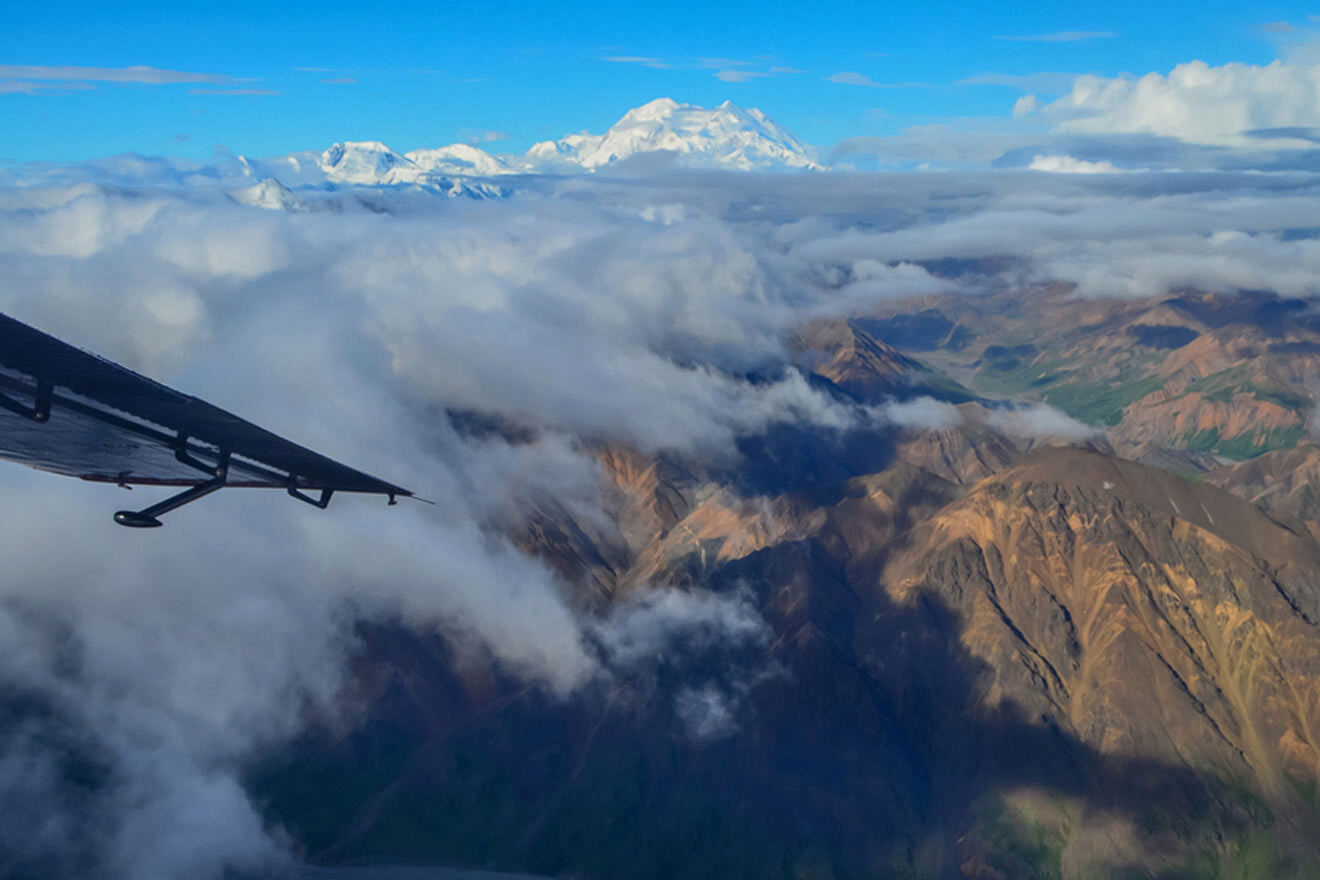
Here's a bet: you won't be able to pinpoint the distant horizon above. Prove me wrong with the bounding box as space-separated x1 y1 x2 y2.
3 0 1317 167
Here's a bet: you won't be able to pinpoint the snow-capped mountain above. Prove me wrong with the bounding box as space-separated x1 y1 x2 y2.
319 141 414 185
228 98 820 207
313 141 511 197
229 178 307 211
407 143 514 177
524 98 823 171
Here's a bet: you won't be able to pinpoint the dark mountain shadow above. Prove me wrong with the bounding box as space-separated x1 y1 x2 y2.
1127 324 1200 350
852 310 974 353
1164 291 1320 338
731 422 900 499
248 519 1285 879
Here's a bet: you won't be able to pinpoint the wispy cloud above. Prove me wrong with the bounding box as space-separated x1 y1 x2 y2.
698 57 755 68
1013 94 1040 117
0 64 233 84
826 71 880 87
602 56 670 69
293 66 332 73
188 88 281 96
319 77 357 84
716 70 769 83
1258 20 1296 33
0 80 96 94
994 31 1117 42
960 71 1080 93
770 66 806 74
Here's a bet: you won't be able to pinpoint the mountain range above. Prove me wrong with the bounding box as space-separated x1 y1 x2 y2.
254 290 1320 879
230 98 823 204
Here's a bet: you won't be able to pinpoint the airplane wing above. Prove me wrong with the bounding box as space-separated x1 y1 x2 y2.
0 312 412 527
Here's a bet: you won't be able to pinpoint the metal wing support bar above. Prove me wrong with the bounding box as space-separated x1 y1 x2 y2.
115 449 232 528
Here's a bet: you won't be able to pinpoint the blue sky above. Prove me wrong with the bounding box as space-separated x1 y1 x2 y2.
0 0 1312 162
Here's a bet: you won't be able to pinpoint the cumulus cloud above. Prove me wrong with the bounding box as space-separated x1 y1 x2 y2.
595 587 774 741
985 403 1100 442
878 396 964 430
10 148 1320 876
0 171 952 876
1028 154 1121 173
1044 59 1320 146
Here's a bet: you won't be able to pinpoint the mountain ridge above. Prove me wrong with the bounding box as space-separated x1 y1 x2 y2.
232 98 822 202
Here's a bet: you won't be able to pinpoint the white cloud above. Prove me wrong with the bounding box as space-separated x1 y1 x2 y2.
877 396 964 430
0 80 96 94
675 685 739 740
826 72 881 87
0 64 233 85
985 403 1100 442
1013 94 1040 117
11 150 1320 875
716 70 770 83
1044 59 1320 146
1028 154 1121 173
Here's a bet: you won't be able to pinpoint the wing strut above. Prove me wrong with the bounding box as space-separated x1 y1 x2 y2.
0 378 52 423
114 447 232 528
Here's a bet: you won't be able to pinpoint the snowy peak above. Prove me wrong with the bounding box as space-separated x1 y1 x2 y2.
526 98 823 172
318 141 416 185
307 140 510 198
253 97 818 199
618 97 684 123
406 143 513 177
229 178 306 212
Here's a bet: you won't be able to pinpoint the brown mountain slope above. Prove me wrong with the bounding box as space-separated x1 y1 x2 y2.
880 447 1320 868
866 288 1320 462
791 317 926 400
260 443 1320 879
1208 443 1320 528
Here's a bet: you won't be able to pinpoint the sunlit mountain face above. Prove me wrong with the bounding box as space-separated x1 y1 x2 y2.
8 72 1320 880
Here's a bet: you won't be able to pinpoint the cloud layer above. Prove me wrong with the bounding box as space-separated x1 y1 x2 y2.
4 151 1320 877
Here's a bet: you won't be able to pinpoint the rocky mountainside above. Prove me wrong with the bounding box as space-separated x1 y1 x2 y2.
256 433 1320 879
250 288 1320 879
863 287 1320 466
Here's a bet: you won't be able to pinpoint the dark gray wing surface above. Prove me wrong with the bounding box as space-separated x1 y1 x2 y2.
0 312 411 526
